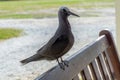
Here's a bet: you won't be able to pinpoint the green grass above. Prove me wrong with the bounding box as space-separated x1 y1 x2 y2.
0 13 57 18
0 28 23 40
0 0 114 18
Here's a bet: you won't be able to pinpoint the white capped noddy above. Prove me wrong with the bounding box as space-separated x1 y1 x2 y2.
20 7 79 70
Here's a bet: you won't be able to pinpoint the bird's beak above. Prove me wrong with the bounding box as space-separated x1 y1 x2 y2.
68 11 80 17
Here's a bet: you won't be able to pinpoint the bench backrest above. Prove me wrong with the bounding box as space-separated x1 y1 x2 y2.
35 30 120 80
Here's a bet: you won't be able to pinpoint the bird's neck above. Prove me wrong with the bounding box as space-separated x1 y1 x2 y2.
54 15 71 36
58 15 71 30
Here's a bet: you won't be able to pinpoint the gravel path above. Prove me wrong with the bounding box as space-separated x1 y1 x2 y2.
0 17 115 80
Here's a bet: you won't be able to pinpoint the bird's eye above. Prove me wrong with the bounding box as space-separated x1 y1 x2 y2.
63 9 67 12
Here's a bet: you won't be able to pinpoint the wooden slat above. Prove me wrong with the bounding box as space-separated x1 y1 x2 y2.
104 50 113 74
91 60 102 80
35 35 109 80
83 66 92 80
101 52 113 80
88 63 97 80
103 51 113 80
99 54 109 80
80 71 86 80
96 56 106 80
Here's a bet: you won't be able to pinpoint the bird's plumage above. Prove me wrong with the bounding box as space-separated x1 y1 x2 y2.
20 7 79 68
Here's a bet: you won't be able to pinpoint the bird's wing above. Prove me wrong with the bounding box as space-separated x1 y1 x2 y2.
36 34 69 59
49 34 69 57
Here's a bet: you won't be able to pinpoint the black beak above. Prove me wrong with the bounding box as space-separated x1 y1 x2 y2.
68 11 80 17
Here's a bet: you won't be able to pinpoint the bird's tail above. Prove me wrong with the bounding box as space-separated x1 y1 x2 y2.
20 59 30 65
20 54 45 65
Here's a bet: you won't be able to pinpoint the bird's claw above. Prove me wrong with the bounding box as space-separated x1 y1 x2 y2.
59 63 65 70
63 61 69 67
57 58 69 70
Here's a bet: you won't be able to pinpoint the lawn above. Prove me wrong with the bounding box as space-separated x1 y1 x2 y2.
0 0 114 18
0 28 23 40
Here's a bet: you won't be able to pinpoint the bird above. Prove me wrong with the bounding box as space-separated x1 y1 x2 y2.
20 6 79 70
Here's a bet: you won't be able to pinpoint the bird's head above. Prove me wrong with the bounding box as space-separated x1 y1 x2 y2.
58 7 80 18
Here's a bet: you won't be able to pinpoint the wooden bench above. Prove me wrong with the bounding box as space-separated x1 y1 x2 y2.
35 30 120 80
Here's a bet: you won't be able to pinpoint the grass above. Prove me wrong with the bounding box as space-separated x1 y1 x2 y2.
0 28 23 40
0 0 114 18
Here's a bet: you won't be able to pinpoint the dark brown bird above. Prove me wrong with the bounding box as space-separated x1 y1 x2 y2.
20 7 79 70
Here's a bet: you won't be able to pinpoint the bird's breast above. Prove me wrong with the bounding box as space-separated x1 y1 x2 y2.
59 31 74 56
68 32 74 48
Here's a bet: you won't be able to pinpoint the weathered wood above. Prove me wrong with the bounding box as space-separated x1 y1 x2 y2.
35 30 120 80
96 56 106 80
80 71 86 80
99 54 109 80
103 51 113 80
83 66 92 80
101 52 113 80
88 63 97 80
91 60 102 80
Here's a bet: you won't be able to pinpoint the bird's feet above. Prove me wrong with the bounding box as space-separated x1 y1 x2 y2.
59 63 65 70
62 60 69 67
58 61 69 70
57 58 69 70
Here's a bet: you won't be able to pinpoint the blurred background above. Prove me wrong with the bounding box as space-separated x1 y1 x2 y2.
0 0 115 80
